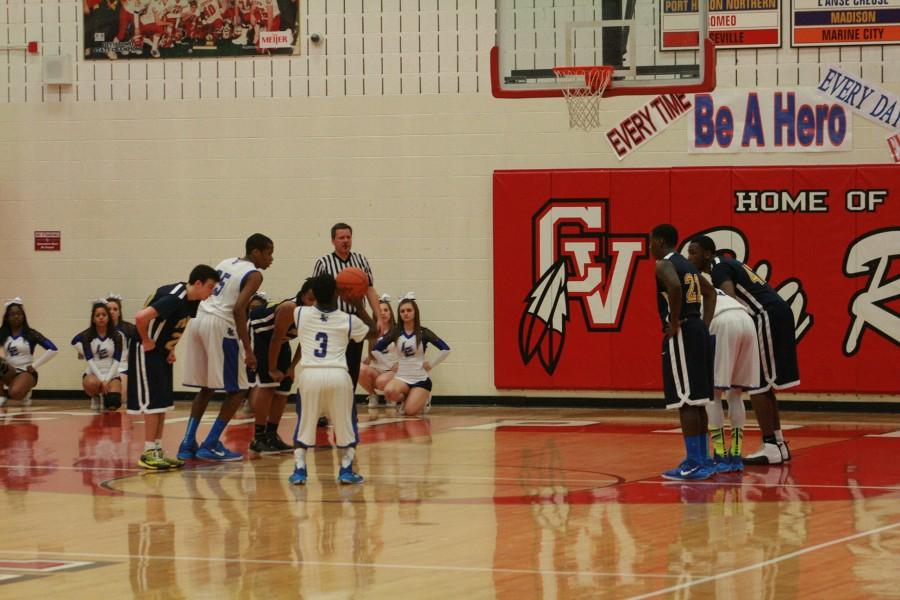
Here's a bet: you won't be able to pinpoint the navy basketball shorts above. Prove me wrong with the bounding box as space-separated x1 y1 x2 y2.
249 339 293 393
127 344 174 415
753 302 801 393
662 317 713 409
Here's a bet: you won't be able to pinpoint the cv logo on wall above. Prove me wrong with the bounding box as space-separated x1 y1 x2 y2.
518 200 647 374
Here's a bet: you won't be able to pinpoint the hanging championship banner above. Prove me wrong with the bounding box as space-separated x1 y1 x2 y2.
688 88 853 153
662 0 781 50
493 165 900 394
84 0 300 60
792 0 900 47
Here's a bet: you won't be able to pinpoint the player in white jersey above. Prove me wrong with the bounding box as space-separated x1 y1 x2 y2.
178 233 274 462
268 274 374 485
72 301 127 412
0 299 58 408
701 283 760 472
374 294 451 416
359 294 398 407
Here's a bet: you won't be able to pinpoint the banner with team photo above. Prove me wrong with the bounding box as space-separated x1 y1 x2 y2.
84 0 300 60
688 88 853 153
493 165 900 393
661 0 781 50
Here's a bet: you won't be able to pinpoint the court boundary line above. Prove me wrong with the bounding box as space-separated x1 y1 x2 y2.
0 549 684 580
625 520 900 599
637 480 900 492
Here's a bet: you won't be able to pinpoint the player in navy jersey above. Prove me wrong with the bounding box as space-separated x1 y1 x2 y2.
374 294 450 416
178 233 274 463
650 224 717 481
688 235 800 466
0 298 58 408
129 264 219 470
246 280 314 454
72 301 126 412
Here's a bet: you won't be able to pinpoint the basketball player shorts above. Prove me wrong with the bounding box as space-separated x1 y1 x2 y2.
752 302 801 393
709 309 760 391
127 344 174 414
295 368 356 449
662 317 713 409
182 313 249 393
249 337 293 393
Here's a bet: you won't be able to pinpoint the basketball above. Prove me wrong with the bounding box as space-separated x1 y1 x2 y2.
336 267 369 301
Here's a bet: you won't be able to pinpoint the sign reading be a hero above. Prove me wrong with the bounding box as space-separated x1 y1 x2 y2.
688 88 852 153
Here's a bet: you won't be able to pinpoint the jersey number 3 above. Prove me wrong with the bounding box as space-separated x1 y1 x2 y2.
314 332 328 358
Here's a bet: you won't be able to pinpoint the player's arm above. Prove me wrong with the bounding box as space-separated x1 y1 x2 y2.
268 302 296 382
234 270 263 370
134 305 160 352
698 274 716 328
710 264 738 299
656 260 682 338
29 332 58 371
352 296 377 338
286 342 302 381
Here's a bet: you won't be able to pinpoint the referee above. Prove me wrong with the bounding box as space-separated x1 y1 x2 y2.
313 222 379 400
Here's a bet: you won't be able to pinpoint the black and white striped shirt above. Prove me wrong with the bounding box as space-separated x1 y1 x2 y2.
313 252 374 314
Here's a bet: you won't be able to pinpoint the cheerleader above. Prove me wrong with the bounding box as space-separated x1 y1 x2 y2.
0 298 58 407
359 294 398 408
72 301 125 411
107 293 138 405
373 293 450 416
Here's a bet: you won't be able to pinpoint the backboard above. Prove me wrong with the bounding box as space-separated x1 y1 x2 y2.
493 0 715 99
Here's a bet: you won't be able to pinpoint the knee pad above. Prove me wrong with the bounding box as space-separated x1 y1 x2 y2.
104 392 122 411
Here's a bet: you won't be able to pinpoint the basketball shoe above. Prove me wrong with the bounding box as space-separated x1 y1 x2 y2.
337 465 364 484
744 442 783 465
139 449 171 470
196 441 242 462
661 458 713 481
288 466 308 485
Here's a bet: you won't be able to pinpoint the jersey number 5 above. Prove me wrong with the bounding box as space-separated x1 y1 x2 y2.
213 271 231 296
684 273 701 303
314 332 328 358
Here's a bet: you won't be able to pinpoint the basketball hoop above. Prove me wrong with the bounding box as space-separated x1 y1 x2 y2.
552 65 614 131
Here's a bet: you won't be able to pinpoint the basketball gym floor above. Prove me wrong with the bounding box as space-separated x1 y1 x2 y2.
0 400 898 599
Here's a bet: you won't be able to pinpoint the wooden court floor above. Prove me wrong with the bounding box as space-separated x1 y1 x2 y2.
0 400 898 599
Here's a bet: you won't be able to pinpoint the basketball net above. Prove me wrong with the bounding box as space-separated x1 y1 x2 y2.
552 66 614 131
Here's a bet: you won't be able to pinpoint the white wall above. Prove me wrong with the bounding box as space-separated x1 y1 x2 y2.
1 1 897 397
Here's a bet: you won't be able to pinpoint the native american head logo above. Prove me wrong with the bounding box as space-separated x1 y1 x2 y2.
518 200 647 375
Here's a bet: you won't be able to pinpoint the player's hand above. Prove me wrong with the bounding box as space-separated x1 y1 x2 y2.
167 351 177 364
245 352 258 371
664 320 681 338
142 339 156 352
26 366 37 375
269 369 284 382
100 381 109 394
423 361 432 372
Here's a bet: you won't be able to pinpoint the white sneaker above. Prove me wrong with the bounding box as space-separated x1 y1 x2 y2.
424 394 432 414
0 396 7 408
396 402 405 416
90 396 100 411
744 442 784 465
367 393 379 408
23 392 32 408
778 441 791 462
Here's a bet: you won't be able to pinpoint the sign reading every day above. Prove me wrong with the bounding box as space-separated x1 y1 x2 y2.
792 0 900 47
661 0 781 50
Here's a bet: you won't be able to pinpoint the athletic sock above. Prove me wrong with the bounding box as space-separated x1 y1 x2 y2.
726 389 746 428
154 439 162 450
684 434 707 462
183 416 200 444
201 418 227 448
293 448 307 469
763 433 777 445
144 441 155 452
265 421 278 434
709 427 726 457
254 424 265 438
731 427 744 455
340 446 356 469
774 429 785 443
